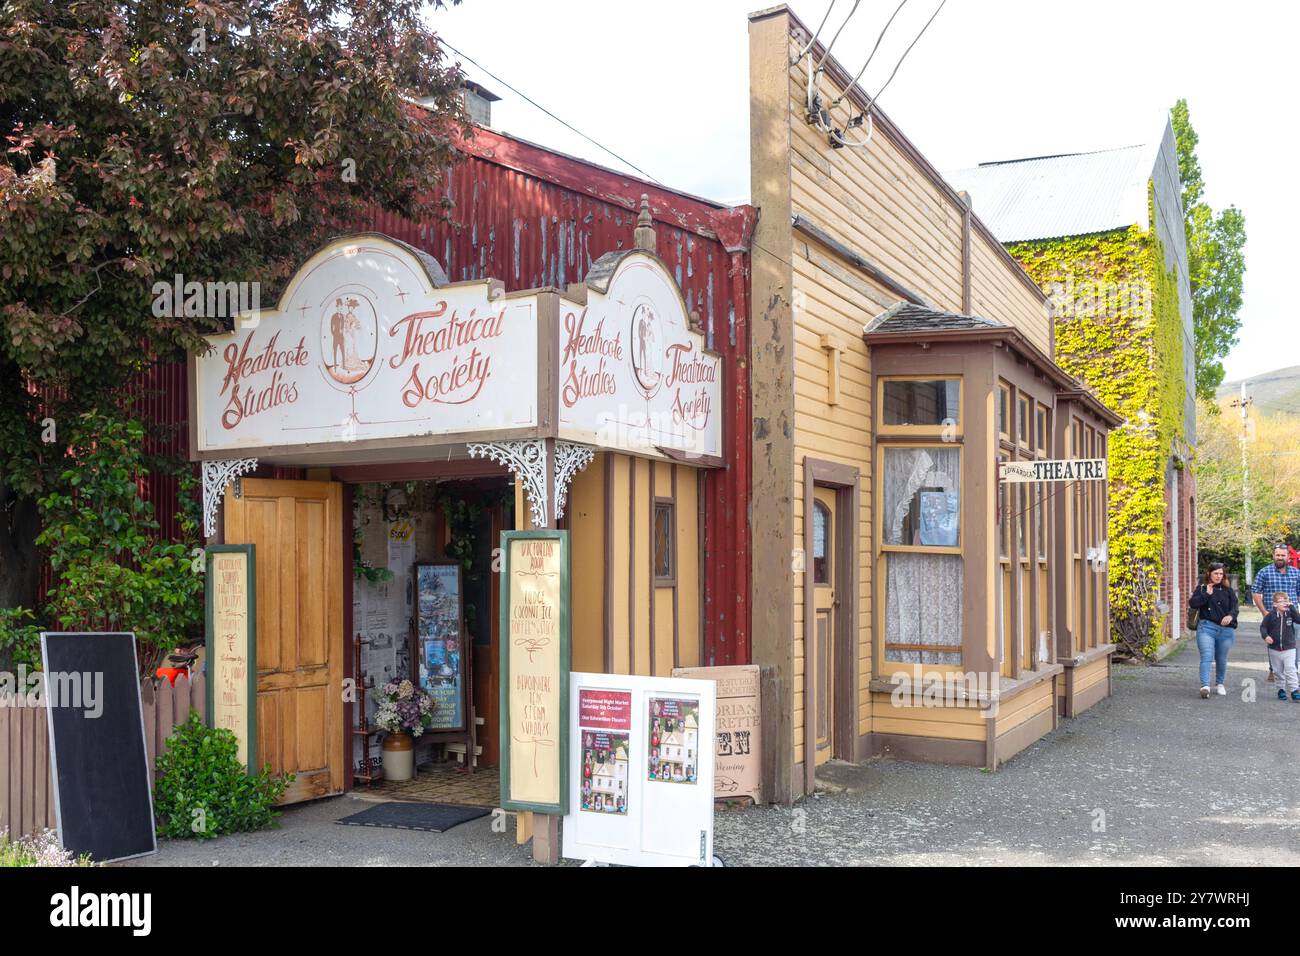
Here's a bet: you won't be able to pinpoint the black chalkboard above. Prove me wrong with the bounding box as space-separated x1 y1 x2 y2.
40 632 156 862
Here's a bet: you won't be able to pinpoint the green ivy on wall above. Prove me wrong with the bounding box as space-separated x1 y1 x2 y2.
1009 197 1185 655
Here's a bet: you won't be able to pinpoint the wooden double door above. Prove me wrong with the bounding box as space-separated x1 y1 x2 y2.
224 478 344 804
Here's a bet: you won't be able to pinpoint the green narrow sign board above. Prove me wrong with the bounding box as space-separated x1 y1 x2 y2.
499 530 570 814
205 545 257 772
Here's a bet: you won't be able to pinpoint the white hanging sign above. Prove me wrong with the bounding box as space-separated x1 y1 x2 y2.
563 672 717 867
1000 458 1107 483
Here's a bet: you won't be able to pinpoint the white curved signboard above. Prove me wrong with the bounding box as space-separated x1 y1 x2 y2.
558 254 723 462
192 236 539 456
190 236 722 463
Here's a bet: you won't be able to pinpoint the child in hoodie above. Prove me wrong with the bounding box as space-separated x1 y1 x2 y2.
1261 591 1300 700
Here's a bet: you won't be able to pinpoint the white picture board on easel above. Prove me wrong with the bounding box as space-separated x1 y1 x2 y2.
562 672 716 867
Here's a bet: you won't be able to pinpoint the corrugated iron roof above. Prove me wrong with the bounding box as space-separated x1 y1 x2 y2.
945 144 1158 243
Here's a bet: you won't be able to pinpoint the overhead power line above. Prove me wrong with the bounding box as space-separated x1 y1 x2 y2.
865 0 949 107
815 0 864 71
793 0 839 63
815 0 948 151
833 0 909 107
439 38 661 184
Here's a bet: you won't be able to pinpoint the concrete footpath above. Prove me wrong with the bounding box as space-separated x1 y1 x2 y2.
126 620 1298 866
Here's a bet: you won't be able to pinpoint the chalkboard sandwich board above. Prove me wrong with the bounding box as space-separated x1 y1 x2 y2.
40 632 157 863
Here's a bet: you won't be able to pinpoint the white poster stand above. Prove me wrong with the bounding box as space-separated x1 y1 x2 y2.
562 672 716 867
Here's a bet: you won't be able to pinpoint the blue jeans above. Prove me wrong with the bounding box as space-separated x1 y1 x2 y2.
1196 620 1235 688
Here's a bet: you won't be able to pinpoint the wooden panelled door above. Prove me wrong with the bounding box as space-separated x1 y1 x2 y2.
811 489 836 762
224 478 344 804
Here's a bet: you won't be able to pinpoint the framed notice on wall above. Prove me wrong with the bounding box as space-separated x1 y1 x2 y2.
205 545 257 772
415 562 468 733
499 530 570 815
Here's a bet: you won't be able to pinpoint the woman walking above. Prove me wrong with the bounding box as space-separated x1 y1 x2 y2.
1188 563 1239 698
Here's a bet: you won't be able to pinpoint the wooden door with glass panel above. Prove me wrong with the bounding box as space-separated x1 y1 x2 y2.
812 489 836 762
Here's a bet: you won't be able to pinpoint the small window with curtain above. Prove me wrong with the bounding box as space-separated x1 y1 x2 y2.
997 454 1008 559
1036 483 1048 560
653 501 675 583
1016 483 1028 559
882 446 961 548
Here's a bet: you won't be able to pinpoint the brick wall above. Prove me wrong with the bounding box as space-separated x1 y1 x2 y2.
1160 462 1198 637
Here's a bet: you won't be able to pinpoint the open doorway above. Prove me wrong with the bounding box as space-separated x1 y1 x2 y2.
348 477 513 800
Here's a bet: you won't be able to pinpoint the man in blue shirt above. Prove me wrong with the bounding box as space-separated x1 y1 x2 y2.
1252 544 1300 682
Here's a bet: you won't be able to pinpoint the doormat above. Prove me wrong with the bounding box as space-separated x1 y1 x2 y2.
336 801 491 833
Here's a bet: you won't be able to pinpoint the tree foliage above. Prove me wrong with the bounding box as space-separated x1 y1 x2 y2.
1195 398 1300 576
1170 99 1247 401
0 0 468 611
35 410 204 673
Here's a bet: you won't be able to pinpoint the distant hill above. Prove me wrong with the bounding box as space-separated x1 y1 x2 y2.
1218 367 1300 418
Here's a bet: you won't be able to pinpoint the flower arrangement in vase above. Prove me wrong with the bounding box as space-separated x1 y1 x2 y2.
375 679 436 781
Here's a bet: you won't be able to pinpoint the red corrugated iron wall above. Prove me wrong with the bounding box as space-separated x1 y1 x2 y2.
129 360 192 541
366 134 753 665
37 131 753 666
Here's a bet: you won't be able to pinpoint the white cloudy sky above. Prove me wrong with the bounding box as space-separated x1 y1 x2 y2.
425 0 1296 385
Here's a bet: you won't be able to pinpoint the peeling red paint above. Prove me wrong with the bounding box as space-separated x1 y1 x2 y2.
371 127 755 665
63 125 755 667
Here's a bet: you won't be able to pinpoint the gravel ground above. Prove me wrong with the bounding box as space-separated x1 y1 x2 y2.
125 618 1297 867
715 614 1300 866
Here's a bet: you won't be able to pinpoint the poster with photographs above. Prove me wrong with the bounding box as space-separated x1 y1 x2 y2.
580 730 630 815
647 697 700 784
917 490 959 547
415 563 466 731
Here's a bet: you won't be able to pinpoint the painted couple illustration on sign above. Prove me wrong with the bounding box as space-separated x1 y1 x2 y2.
326 296 373 385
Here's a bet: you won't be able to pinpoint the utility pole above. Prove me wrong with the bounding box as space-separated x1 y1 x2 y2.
1229 382 1254 585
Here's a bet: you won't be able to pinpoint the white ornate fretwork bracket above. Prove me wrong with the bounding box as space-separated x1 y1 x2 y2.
468 439 548 527
466 440 594 528
554 442 595 522
202 458 258 538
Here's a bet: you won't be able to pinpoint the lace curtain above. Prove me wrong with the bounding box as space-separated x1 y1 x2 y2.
881 446 960 546
884 553 963 665
881 445 963 665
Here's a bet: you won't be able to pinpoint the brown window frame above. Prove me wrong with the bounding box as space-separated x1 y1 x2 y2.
997 383 1010 441
877 441 965 670
877 375 964 437
653 498 676 586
